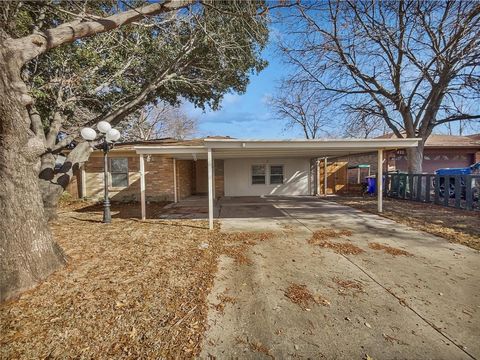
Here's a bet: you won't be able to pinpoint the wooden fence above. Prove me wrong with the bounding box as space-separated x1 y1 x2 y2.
385 173 480 211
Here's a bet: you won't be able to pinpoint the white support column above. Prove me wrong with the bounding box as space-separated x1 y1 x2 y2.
173 158 178 203
377 149 383 213
81 165 86 198
140 155 146 220
208 148 214 230
324 157 328 196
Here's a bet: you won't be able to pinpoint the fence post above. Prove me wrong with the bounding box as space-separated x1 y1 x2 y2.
408 174 414 200
416 175 422 202
434 174 440 205
425 175 431 203
454 175 462 209
443 175 450 207
465 175 473 211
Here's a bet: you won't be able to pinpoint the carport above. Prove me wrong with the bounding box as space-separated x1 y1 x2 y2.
135 138 420 229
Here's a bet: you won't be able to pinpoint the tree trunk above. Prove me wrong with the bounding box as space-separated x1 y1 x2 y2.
0 45 66 302
406 142 424 174
38 142 92 221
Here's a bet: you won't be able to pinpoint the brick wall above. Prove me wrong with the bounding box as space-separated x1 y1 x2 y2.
214 160 225 198
475 151 480 163
176 160 194 200
84 154 176 202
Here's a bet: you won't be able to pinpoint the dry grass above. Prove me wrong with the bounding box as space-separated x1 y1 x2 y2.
284 283 330 310
0 203 273 359
368 242 413 256
329 196 480 250
308 230 364 255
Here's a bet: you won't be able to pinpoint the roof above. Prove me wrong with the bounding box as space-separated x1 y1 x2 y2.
134 138 420 160
375 133 480 148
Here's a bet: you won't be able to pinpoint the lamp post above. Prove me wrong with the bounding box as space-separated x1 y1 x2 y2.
81 121 121 223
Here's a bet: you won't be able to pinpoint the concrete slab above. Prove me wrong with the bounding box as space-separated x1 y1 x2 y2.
201 197 480 359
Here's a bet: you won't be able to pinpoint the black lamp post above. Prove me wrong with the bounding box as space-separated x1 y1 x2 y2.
81 121 121 223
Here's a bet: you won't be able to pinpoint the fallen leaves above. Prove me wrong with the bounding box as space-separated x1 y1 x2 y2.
308 229 364 255
333 277 365 295
329 197 480 250
284 283 330 310
0 202 274 359
368 242 413 256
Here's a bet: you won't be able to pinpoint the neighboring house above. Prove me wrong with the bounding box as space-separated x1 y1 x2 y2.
66 137 420 203
326 134 480 193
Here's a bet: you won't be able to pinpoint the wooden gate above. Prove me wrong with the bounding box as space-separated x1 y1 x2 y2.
318 160 348 195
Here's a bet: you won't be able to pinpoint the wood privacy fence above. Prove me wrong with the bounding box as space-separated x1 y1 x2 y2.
385 173 480 211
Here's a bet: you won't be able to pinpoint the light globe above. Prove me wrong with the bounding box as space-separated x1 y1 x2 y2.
80 127 97 141
97 121 112 134
106 128 121 142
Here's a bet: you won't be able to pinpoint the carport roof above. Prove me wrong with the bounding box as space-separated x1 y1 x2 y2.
134 138 420 159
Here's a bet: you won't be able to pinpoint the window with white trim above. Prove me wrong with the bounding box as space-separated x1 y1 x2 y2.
110 158 129 187
269 165 284 184
251 165 266 184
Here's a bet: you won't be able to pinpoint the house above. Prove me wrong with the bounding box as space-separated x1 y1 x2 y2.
323 134 480 194
66 137 419 228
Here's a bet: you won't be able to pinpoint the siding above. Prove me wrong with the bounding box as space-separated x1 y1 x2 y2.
224 158 310 197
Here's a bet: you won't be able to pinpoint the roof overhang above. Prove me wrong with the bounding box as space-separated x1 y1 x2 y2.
134 138 420 159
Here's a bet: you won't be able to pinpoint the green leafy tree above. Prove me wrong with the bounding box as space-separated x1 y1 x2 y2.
0 0 268 301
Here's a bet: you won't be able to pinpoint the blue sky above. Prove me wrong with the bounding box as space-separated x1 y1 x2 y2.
183 41 299 139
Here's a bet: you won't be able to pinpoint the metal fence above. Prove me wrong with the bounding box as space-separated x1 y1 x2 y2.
385 173 480 211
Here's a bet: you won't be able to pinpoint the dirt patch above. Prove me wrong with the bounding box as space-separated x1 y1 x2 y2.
329 196 480 250
284 283 330 310
0 203 273 359
333 277 365 295
368 242 413 256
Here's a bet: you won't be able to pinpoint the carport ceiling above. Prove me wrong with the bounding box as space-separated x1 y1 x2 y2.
134 138 420 160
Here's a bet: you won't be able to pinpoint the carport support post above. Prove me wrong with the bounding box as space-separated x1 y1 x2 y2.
140 155 146 220
208 148 214 230
377 149 383 213
173 158 178 203
324 157 328 196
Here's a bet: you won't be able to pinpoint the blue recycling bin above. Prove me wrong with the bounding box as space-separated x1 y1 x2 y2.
366 176 385 194
366 177 376 194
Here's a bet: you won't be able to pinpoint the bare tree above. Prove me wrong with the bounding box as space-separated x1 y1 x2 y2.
270 83 331 139
343 105 387 139
121 102 198 141
0 0 269 302
276 1 480 172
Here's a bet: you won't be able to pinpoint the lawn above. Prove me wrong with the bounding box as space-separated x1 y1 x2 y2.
0 203 271 359
329 196 480 250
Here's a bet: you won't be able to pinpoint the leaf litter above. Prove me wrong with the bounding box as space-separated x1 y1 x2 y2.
0 203 274 359
368 242 413 256
308 229 364 255
284 283 330 310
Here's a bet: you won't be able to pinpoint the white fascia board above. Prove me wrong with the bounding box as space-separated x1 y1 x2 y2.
204 138 420 150
134 146 207 155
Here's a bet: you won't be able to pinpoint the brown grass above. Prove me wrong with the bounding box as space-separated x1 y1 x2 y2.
0 202 274 359
284 283 330 310
329 196 480 250
368 242 413 256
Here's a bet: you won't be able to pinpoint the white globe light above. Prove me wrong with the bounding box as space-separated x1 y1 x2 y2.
106 128 121 142
80 127 97 141
97 121 111 134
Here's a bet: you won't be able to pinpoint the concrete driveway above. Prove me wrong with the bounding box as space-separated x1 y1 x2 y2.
201 197 480 359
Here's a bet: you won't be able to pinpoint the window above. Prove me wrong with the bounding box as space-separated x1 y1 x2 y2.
251 165 266 184
270 165 284 184
110 158 128 187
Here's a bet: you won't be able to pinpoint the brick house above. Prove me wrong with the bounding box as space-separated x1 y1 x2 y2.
326 134 480 194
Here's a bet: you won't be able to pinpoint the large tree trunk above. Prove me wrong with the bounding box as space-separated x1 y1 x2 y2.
39 143 91 221
406 141 424 174
0 44 66 302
